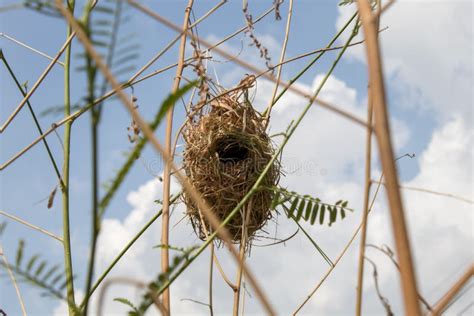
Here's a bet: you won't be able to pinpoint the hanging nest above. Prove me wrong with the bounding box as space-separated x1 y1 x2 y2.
182 85 280 244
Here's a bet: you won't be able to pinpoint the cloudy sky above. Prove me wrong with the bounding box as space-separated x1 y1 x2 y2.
1 0 472 315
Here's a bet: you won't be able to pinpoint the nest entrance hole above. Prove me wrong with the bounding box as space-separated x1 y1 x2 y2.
215 137 249 163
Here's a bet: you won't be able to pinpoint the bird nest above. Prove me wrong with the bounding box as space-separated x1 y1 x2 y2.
182 88 280 244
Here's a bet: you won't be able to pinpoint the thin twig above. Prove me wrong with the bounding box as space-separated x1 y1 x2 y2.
0 242 27 316
371 180 474 205
366 244 433 311
365 256 394 315
0 32 65 66
0 210 63 242
264 0 293 127
162 2 193 313
209 243 215 316
233 199 253 316
0 32 76 133
0 51 63 187
356 77 374 316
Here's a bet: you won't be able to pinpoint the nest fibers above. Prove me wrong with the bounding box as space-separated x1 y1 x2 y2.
182 89 280 243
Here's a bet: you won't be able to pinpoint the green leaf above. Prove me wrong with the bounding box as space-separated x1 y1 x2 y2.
341 208 346 220
0 222 6 235
319 205 326 225
270 191 281 210
26 255 39 272
341 201 348 208
335 200 342 206
296 199 306 221
16 239 25 267
113 53 139 67
154 81 198 129
310 203 319 225
94 6 114 14
42 265 60 282
92 40 109 47
329 207 337 226
304 200 312 221
50 273 63 286
114 297 138 311
35 261 47 276
287 198 299 218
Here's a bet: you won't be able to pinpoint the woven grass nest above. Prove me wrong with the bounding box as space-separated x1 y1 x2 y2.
182 89 280 244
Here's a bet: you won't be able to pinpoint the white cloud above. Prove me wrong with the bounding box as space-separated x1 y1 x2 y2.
336 1 473 123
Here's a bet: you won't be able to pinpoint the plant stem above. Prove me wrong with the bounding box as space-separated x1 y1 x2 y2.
161 1 193 313
208 243 214 316
356 1 421 314
261 11 358 118
79 195 175 310
0 51 63 187
62 0 76 313
233 200 251 316
264 0 293 127
81 1 98 314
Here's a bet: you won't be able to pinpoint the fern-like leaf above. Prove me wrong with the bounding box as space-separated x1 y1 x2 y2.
267 187 353 227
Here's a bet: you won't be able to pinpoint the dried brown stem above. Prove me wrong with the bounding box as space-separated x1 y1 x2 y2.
356 1 421 314
356 85 374 316
430 264 474 316
265 0 293 127
161 2 193 313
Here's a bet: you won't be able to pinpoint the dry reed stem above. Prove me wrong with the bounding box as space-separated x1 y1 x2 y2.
0 210 63 242
356 85 374 316
0 32 75 133
265 0 293 127
356 3 380 313
161 2 193 313
233 199 253 316
0 242 27 316
371 181 474 205
55 3 275 314
208 243 215 316
356 0 421 314
0 32 65 66
430 264 474 315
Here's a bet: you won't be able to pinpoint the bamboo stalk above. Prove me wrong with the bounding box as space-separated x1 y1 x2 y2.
430 264 474 315
356 1 421 315
161 2 193 314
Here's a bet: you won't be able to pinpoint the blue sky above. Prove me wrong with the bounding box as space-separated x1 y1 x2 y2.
1 0 472 315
